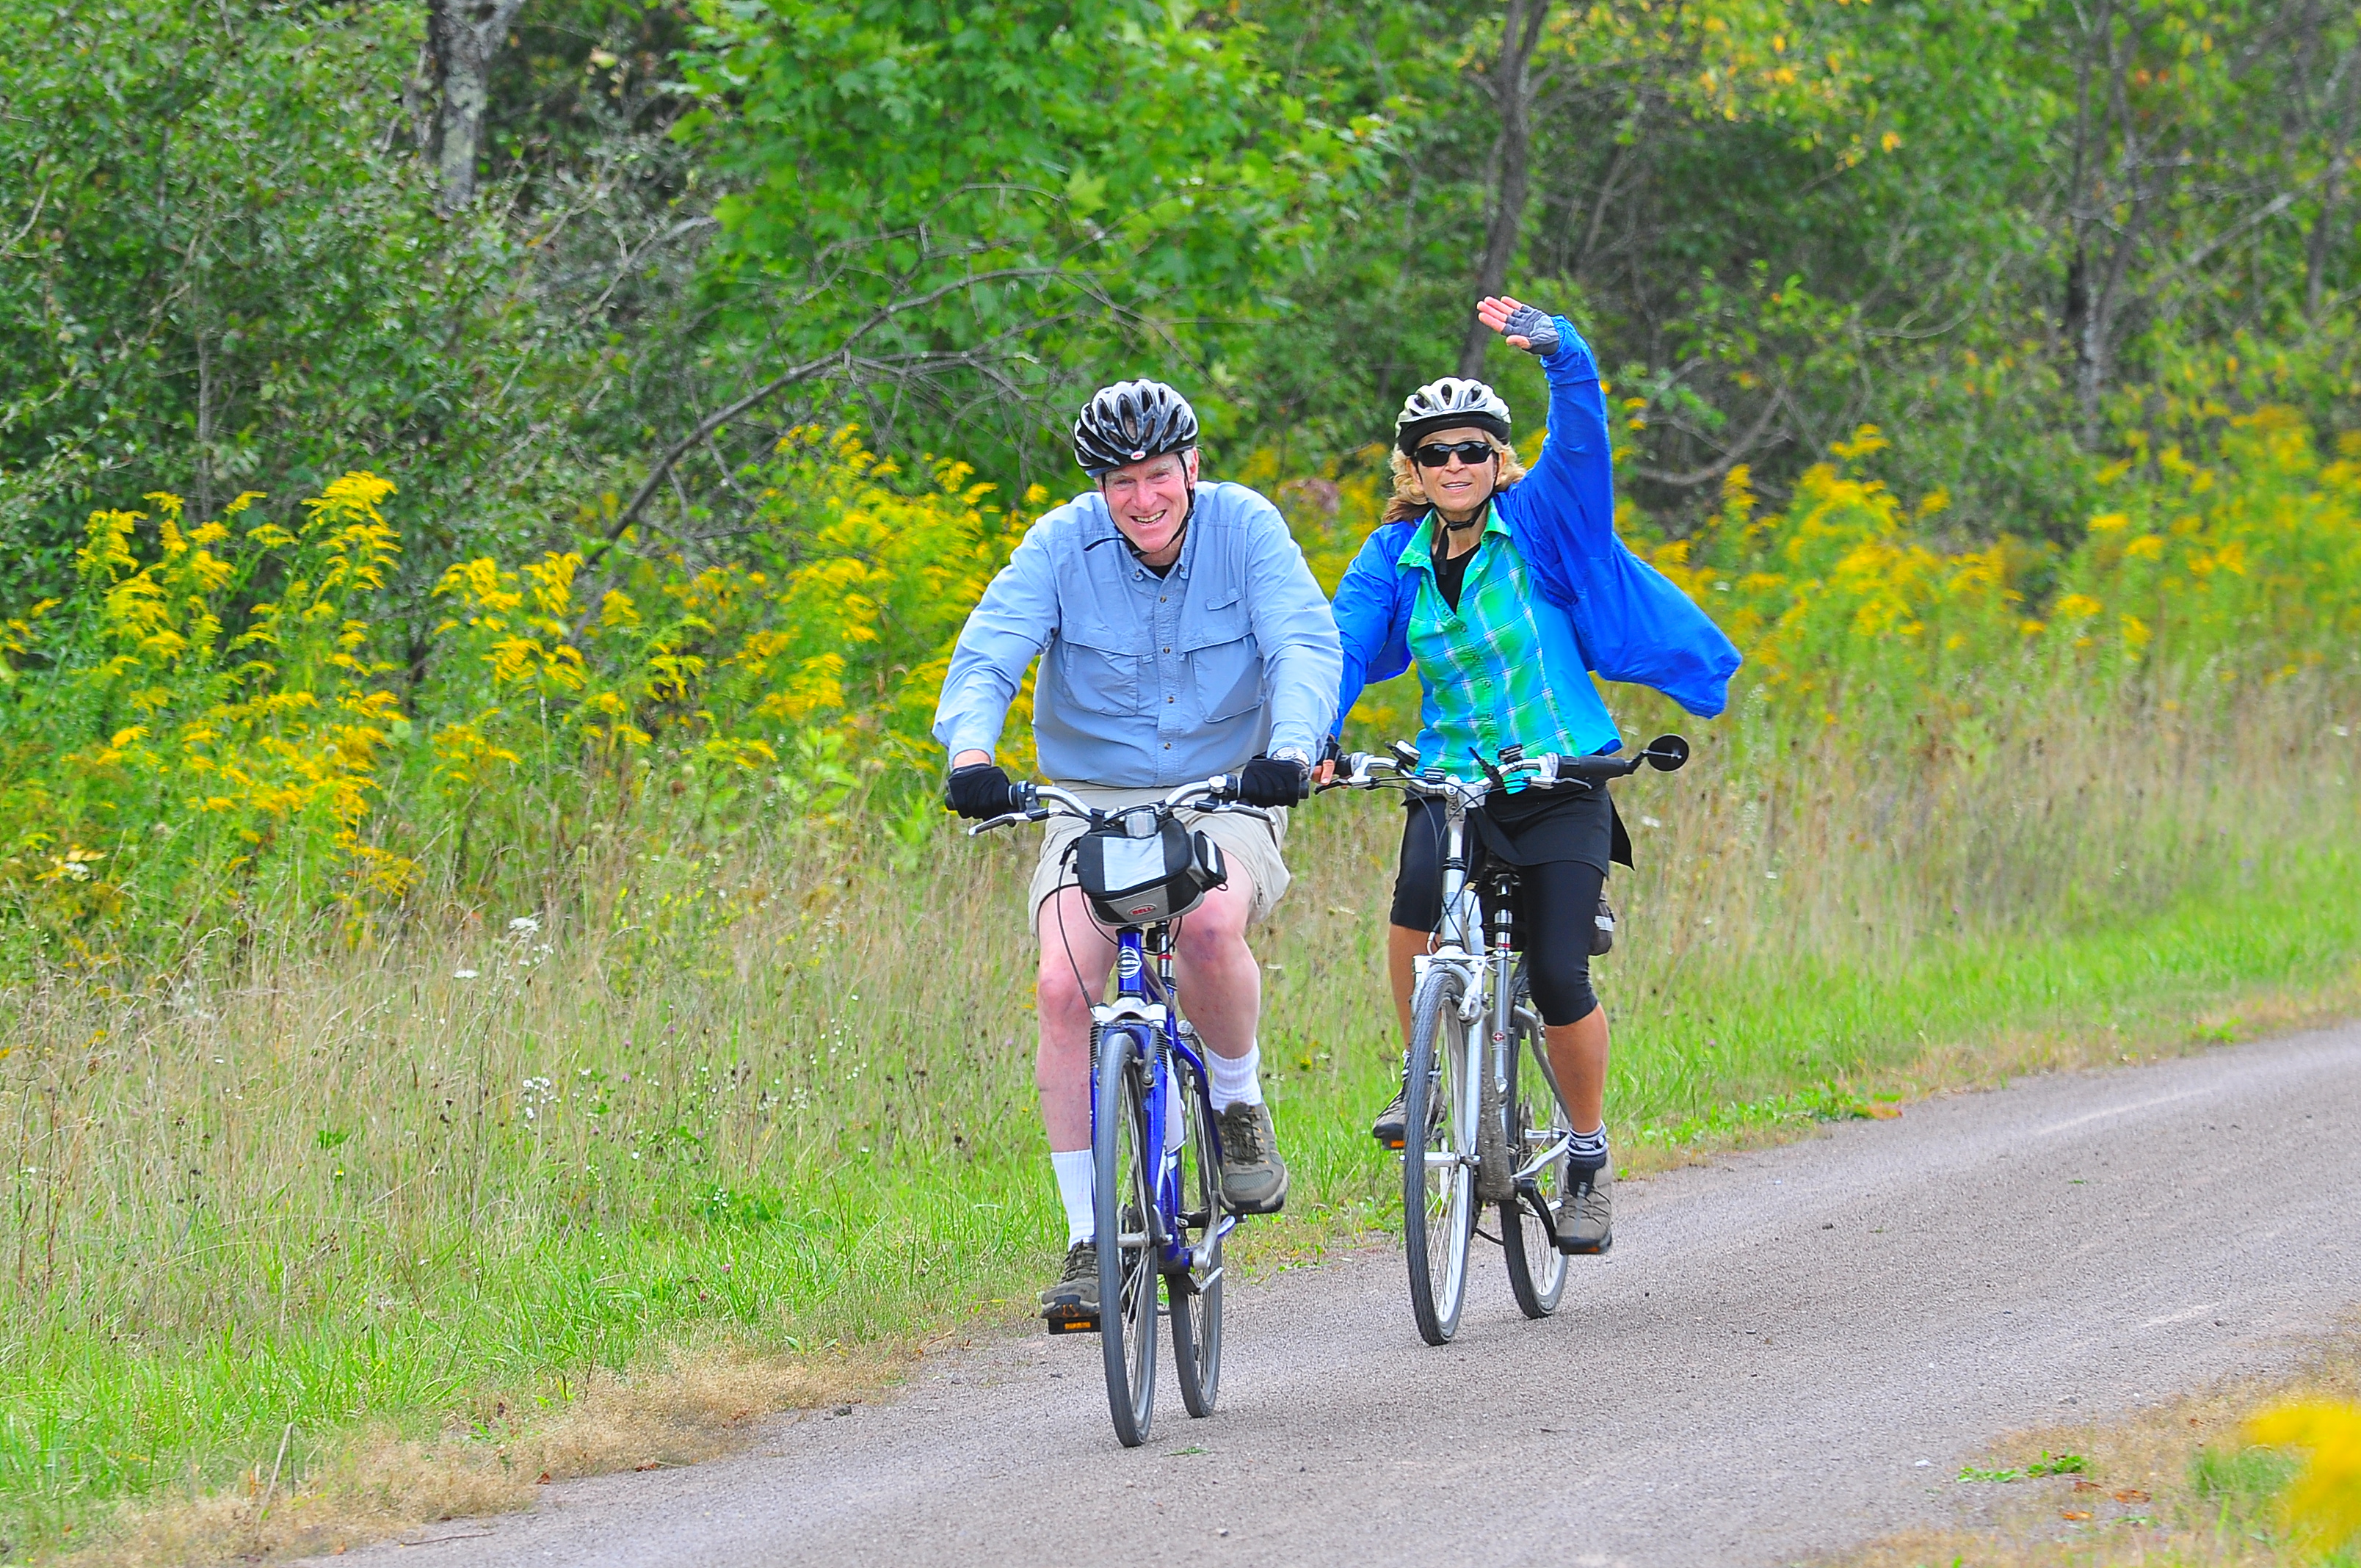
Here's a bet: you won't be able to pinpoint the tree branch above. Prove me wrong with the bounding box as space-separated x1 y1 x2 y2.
582 264 1070 570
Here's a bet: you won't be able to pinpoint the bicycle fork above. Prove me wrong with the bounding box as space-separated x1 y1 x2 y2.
1087 929 1230 1285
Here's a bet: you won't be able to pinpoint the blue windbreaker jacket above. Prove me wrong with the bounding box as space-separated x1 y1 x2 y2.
1330 318 1743 753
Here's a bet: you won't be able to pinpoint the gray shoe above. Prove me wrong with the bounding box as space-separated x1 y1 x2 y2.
1216 1101 1290 1216
1555 1154 1612 1254
1039 1240 1098 1325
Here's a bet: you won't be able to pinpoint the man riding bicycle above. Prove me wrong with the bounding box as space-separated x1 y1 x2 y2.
934 379 1343 1325
1323 297 1740 1254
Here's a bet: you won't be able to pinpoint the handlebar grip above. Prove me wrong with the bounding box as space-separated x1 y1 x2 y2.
1553 752 1636 783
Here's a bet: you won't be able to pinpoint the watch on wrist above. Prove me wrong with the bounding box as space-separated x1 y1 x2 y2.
1269 745 1313 772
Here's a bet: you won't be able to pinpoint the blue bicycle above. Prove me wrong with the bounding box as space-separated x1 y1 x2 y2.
969 775 1258 1446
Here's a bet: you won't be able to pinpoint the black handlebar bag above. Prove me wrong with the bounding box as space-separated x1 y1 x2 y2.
1073 812 1227 926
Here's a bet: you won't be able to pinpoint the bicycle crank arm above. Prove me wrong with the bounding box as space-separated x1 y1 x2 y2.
1513 1176 1565 1250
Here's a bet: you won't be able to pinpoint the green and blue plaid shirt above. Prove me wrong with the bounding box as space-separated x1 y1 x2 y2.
1401 506 1620 780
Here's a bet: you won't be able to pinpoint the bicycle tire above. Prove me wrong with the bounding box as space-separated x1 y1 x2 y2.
1167 1047 1223 1418
1403 964 1474 1346
1501 987 1570 1318
1093 1026 1159 1446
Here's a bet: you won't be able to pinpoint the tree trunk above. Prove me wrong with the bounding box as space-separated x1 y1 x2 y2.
427 0 527 212
1457 0 1550 378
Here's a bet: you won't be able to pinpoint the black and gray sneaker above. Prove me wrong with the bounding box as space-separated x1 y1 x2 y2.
1554 1154 1613 1255
1216 1101 1290 1215
1039 1240 1098 1327
1372 1069 1443 1150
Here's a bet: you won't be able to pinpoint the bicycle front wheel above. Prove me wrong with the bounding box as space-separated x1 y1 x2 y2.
1502 985 1570 1318
1093 1026 1159 1446
1168 1046 1223 1418
1403 964 1474 1346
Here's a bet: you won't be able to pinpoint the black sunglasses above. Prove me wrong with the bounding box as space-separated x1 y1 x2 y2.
1412 439 1498 469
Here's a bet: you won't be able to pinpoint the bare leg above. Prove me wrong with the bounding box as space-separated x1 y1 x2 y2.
1169 870 1261 1064
1035 887 1119 1152
1387 923 1429 1046
1543 1003 1609 1133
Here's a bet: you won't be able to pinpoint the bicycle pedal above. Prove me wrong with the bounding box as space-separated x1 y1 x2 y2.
1379 1135 1407 1151
1042 1307 1100 1335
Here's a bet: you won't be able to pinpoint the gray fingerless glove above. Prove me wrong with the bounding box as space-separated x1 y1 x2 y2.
1502 304 1561 356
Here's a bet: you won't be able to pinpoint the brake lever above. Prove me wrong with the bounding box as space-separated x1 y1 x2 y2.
965 805 1048 835
1471 747 1510 792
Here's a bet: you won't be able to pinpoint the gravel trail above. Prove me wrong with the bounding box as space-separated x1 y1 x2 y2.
312 1023 2361 1567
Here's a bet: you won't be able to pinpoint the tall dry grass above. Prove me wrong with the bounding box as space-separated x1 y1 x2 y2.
4 652 2354 1555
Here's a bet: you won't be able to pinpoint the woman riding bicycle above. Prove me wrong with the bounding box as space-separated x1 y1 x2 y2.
1325 295 1741 1252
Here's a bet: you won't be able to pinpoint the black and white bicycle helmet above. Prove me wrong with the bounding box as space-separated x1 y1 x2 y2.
1073 379 1201 476
1394 377 1512 453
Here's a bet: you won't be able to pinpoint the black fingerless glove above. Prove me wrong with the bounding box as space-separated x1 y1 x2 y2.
1501 303 1562 356
1236 755 1310 807
944 762 1018 820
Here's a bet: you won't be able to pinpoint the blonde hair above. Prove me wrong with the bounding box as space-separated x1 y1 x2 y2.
1382 433 1528 524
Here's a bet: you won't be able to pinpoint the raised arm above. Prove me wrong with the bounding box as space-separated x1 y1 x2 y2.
1241 497 1343 756
1479 294 1744 717
1479 294 1617 562
932 520 1060 764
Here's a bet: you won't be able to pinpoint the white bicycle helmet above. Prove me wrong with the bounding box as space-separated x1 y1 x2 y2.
1395 377 1512 454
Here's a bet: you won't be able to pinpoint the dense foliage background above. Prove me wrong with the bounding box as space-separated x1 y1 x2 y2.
5 0 2360 961
4 5 2361 1556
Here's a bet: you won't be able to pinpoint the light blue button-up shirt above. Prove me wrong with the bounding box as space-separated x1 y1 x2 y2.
933 482 1343 787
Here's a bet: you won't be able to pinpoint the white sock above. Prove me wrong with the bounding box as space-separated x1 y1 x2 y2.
1206 1042 1263 1110
1051 1149 1095 1246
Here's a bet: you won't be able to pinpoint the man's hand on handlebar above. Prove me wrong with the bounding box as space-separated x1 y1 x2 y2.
1236 754 1312 807
945 761 1020 820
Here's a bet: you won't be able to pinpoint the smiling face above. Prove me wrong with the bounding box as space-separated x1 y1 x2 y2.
1099 448 1199 566
1410 425 1501 525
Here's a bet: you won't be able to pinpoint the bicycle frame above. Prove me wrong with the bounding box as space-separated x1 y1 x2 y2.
1410 781 1578 1199
1091 925 1236 1279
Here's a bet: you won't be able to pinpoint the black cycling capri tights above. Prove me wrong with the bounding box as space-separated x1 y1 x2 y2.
1388 816 1606 1029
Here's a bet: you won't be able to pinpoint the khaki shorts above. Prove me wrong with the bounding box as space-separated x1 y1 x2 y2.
1028 785 1291 934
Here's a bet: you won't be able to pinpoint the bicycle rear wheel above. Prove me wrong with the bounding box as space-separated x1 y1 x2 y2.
1167 1047 1223 1418
1403 964 1474 1346
1501 986 1570 1318
1093 1026 1159 1446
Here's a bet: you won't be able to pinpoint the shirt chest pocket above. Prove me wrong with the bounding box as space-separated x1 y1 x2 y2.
1179 590 1261 723
1056 626 1147 716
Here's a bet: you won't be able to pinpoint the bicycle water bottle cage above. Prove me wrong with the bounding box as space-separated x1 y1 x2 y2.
1075 807 1227 926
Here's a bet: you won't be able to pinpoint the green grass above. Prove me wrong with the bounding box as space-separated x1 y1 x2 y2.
4 843 2351 1558
1 690 2357 1560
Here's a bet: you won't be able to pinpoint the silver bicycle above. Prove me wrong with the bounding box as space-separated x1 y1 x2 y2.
1329 735 1689 1343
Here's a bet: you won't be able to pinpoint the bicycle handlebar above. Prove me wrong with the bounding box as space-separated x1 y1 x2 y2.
965 774 1277 837
1323 732 1691 797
